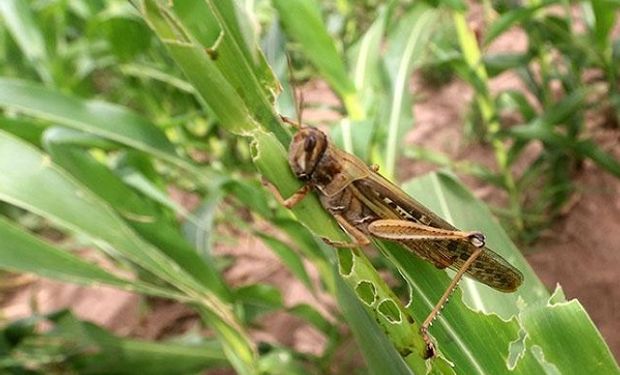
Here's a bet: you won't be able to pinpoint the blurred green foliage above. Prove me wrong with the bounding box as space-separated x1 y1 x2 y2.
0 0 618 374
416 0 620 241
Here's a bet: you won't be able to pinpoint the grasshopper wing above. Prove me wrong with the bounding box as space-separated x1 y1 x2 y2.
355 175 523 292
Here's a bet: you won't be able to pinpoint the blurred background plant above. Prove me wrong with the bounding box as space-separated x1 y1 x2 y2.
0 0 618 374
414 0 620 242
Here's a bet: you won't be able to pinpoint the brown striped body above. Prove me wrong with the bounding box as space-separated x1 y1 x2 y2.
288 126 523 292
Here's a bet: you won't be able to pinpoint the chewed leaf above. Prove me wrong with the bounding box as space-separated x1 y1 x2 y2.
402 171 547 317
520 287 620 374
378 240 543 374
355 281 377 306
382 171 618 373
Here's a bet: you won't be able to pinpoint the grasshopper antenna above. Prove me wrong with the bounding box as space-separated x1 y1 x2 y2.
297 91 304 127
283 54 303 130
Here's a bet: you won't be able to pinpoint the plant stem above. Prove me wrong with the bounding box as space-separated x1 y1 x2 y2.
452 11 524 232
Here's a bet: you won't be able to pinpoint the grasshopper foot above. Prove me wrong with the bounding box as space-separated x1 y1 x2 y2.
420 326 436 359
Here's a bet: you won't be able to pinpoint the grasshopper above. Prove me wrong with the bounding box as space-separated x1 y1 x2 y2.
265 117 523 356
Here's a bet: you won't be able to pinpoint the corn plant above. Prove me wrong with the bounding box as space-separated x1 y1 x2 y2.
418 0 620 241
0 0 618 374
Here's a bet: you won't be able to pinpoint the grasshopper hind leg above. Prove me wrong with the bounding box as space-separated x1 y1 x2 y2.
420 246 484 354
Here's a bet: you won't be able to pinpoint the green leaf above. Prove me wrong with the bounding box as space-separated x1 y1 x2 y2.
387 171 617 373
288 304 332 335
0 116 47 147
137 0 288 145
382 4 439 179
344 7 388 158
207 1 279 102
137 0 253 136
0 216 179 299
508 126 620 178
272 0 363 120
0 130 255 374
483 2 552 46
235 284 283 309
348 7 386 109
391 259 543 374
496 90 536 122
587 0 619 55
235 284 284 323
261 20 297 120
93 10 153 61
505 89 587 166
521 287 620 375
0 130 179 283
172 0 278 104
272 219 329 262
574 139 620 177
0 78 181 165
529 89 586 129
118 63 196 94
336 276 417 375
402 172 545 314
182 190 222 259
484 53 529 77
42 127 232 301
436 0 467 11
257 233 313 291
257 348 308 375
0 0 52 83
272 218 335 295
3 310 228 374
222 179 272 219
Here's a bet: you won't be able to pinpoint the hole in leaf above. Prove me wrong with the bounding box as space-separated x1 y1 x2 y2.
507 329 527 370
531 345 561 375
355 281 376 306
378 299 402 324
249 139 259 159
338 249 353 276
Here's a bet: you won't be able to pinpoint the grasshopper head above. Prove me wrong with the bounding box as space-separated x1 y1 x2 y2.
288 126 328 181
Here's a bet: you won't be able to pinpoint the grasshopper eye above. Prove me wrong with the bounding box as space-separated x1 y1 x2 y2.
304 135 316 152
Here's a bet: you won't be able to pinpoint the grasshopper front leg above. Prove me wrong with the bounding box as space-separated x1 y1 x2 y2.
263 178 370 248
262 177 311 209
368 219 485 352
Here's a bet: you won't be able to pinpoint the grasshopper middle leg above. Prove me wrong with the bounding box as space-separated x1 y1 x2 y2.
322 214 371 248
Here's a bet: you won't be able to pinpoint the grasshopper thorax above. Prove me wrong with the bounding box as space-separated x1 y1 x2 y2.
288 126 328 181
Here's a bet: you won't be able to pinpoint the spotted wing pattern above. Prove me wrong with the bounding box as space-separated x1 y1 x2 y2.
354 177 523 292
